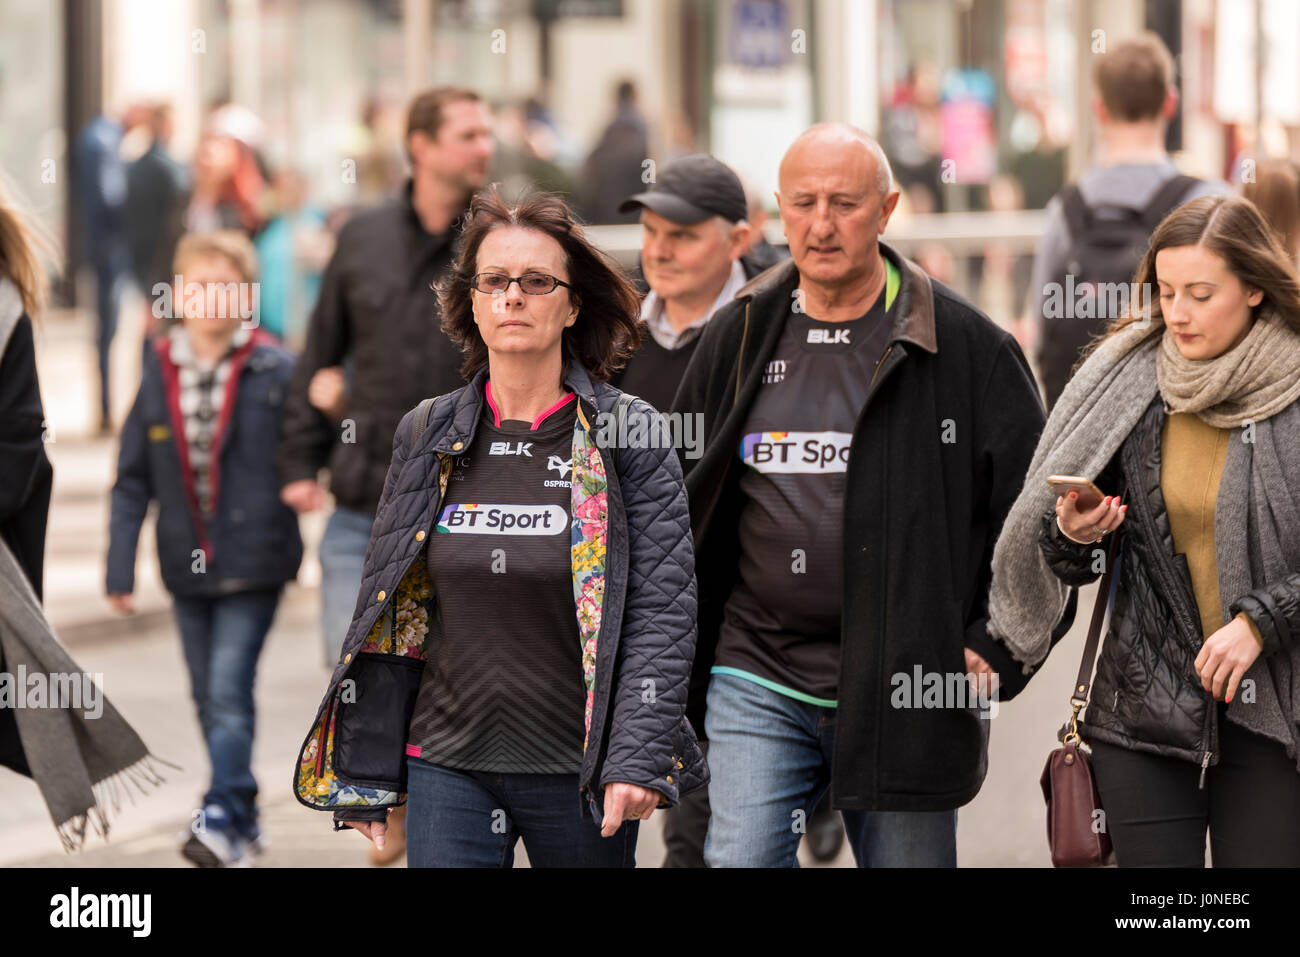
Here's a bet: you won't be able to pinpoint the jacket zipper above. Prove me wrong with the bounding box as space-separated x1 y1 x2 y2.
734 300 751 405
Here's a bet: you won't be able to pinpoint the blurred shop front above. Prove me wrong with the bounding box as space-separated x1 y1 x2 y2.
4 0 1295 299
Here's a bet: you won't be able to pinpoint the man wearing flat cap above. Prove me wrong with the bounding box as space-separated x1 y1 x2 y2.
611 154 774 415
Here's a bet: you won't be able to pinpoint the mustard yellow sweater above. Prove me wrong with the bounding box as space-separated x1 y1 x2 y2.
1161 412 1263 647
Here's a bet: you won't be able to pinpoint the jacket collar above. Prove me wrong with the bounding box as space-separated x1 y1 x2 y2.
427 361 602 455
734 241 938 355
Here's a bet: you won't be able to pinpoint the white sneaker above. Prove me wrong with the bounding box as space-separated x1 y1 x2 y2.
180 806 244 868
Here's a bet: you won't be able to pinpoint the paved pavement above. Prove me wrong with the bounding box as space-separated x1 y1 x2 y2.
8 313 1096 867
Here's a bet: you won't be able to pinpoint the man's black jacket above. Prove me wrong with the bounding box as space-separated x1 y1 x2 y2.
276 182 468 514
670 243 1046 811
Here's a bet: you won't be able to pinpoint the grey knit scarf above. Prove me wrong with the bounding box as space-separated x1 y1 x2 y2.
0 538 178 850
0 282 176 849
988 310 1300 768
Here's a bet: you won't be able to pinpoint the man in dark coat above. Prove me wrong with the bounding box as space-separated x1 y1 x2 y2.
671 124 1045 867
276 87 494 671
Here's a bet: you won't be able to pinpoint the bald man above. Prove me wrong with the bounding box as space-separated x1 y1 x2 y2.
671 124 1046 867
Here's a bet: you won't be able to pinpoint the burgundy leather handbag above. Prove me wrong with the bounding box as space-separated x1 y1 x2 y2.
1040 528 1122 868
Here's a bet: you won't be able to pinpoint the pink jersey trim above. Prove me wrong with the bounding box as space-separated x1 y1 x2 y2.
531 392 576 430
484 380 503 428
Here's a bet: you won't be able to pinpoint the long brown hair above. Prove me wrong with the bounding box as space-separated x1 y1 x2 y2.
0 173 56 319
437 188 642 382
1100 194 1300 347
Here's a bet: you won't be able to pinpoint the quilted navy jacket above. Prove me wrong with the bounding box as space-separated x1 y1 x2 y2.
292 362 708 826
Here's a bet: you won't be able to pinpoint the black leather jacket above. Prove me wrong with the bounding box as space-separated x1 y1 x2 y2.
1039 397 1300 779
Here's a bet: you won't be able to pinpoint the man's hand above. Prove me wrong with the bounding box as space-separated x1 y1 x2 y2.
107 593 134 615
281 478 327 514
964 647 998 694
600 782 659 838
1195 615 1262 703
308 366 347 422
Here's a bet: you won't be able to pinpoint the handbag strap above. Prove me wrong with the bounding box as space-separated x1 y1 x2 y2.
1063 507 1125 744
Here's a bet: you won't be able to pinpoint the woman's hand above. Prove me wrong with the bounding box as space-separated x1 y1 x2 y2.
600 782 659 837
1055 492 1126 544
1195 615 1262 703
347 818 388 849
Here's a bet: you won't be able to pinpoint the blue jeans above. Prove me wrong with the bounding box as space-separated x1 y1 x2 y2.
703 672 958 867
172 587 282 836
318 505 374 667
404 758 639 868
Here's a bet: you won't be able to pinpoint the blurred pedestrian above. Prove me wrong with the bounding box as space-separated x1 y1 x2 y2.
1029 31 1228 410
739 177 789 273
577 80 650 225
1241 157 1300 263
276 87 494 865
672 124 1044 867
293 189 706 867
0 176 54 600
187 105 269 238
1 175 170 850
73 102 150 433
253 167 330 346
988 195 1300 866
125 103 191 301
106 231 303 867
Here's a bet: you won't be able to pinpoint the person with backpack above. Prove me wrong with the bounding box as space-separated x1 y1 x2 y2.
1029 31 1229 410
292 189 707 867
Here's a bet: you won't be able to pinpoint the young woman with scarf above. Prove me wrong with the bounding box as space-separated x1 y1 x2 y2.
987 195 1300 867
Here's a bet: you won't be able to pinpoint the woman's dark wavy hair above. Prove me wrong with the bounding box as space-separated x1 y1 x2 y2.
437 188 642 382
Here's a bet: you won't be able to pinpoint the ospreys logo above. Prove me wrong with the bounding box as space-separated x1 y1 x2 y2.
545 455 572 488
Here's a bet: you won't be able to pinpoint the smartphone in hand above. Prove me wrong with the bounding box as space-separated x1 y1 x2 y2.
1045 475 1105 512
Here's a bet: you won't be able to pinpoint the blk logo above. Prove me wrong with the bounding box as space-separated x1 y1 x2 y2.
808 328 850 345
489 441 533 457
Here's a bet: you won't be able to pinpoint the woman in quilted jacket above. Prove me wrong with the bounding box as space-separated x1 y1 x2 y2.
987 195 1300 866
292 188 707 866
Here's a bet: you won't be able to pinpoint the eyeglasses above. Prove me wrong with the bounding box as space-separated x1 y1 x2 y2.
471 272 573 295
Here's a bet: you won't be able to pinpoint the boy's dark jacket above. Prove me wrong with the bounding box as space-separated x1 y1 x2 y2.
107 329 303 597
671 243 1047 811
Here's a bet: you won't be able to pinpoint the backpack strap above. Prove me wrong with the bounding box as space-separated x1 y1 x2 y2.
407 397 437 456
1059 184 1093 243
1140 174 1200 231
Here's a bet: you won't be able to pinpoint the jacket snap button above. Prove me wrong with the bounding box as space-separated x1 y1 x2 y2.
344 653 352 663
415 530 425 542
666 775 673 784
452 441 464 451
676 759 683 769
377 590 387 602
